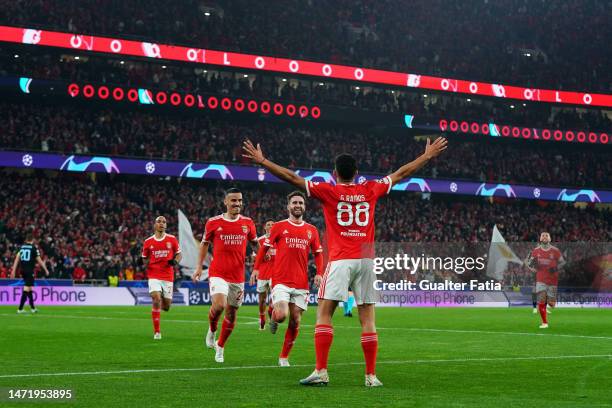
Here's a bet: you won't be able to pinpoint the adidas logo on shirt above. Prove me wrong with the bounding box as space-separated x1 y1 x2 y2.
283 230 289 234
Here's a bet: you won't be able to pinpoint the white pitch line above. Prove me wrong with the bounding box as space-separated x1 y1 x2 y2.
3 313 611 341
0 354 609 379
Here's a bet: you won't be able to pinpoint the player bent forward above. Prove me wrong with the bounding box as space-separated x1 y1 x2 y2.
251 191 323 367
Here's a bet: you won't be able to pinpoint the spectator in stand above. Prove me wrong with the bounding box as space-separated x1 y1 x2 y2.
72 263 87 283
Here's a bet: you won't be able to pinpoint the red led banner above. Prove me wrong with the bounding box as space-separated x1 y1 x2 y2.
66 82 321 118
3 26 612 108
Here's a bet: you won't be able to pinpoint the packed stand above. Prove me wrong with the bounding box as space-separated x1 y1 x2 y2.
0 0 610 92
0 173 609 289
1 101 610 188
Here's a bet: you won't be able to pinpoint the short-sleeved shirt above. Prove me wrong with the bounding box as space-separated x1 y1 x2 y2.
142 234 181 282
265 219 322 290
305 176 392 261
530 245 564 286
256 235 275 280
18 243 39 273
203 214 257 283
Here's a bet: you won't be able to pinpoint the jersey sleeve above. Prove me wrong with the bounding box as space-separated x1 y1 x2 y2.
203 219 215 243
248 220 257 241
367 176 393 198
310 226 323 253
141 240 150 258
265 224 280 247
305 180 334 202
33 245 40 259
173 236 181 254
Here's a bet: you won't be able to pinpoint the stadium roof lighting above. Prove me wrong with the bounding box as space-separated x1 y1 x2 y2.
204 12 211 16
14 54 18 58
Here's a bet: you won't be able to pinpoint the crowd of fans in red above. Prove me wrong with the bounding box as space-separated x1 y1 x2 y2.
1 174 609 288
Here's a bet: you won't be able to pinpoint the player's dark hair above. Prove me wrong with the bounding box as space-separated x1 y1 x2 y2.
287 190 306 202
225 187 242 196
335 153 357 181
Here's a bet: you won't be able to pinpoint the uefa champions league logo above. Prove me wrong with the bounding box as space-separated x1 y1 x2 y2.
145 162 156 174
60 156 120 173
22 29 42 44
557 189 600 203
179 163 234 179
476 183 516 198
533 188 541 198
189 291 201 304
392 178 431 192
450 182 458 193
22 154 33 167
296 171 336 184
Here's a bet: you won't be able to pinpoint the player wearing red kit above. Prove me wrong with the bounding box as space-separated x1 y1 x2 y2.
251 191 323 367
192 188 257 363
243 136 447 387
255 220 275 330
141 216 182 340
525 232 566 329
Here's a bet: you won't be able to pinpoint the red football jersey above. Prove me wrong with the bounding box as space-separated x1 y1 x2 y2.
256 235 275 280
265 219 322 290
142 234 181 282
305 176 392 261
531 245 564 285
203 214 257 283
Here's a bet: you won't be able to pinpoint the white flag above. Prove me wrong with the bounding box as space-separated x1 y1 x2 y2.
177 209 208 278
486 225 523 281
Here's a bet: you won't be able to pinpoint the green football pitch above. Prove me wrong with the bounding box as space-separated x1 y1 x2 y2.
1 306 611 407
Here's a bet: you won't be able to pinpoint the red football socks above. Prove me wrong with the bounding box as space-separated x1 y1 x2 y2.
314 324 334 370
280 325 299 358
361 332 378 375
209 308 221 332
538 302 548 324
217 317 235 348
152 307 161 333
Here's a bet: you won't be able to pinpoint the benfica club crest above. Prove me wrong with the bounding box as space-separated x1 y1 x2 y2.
242 225 248 234
166 242 172 249
307 230 312 240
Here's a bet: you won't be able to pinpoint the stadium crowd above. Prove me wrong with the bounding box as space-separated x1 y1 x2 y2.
0 0 609 92
2 101 609 188
0 173 609 288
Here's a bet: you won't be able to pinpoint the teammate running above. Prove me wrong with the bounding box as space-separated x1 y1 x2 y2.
525 232 565 328
251 191 323 366
254 220 275 330
193 188 258 363
142 216 182 340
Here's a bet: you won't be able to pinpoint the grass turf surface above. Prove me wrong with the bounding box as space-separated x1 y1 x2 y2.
0 306 611 407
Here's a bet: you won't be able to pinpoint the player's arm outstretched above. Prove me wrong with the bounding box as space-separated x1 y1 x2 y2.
388 137 448 185
242 139 305 190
